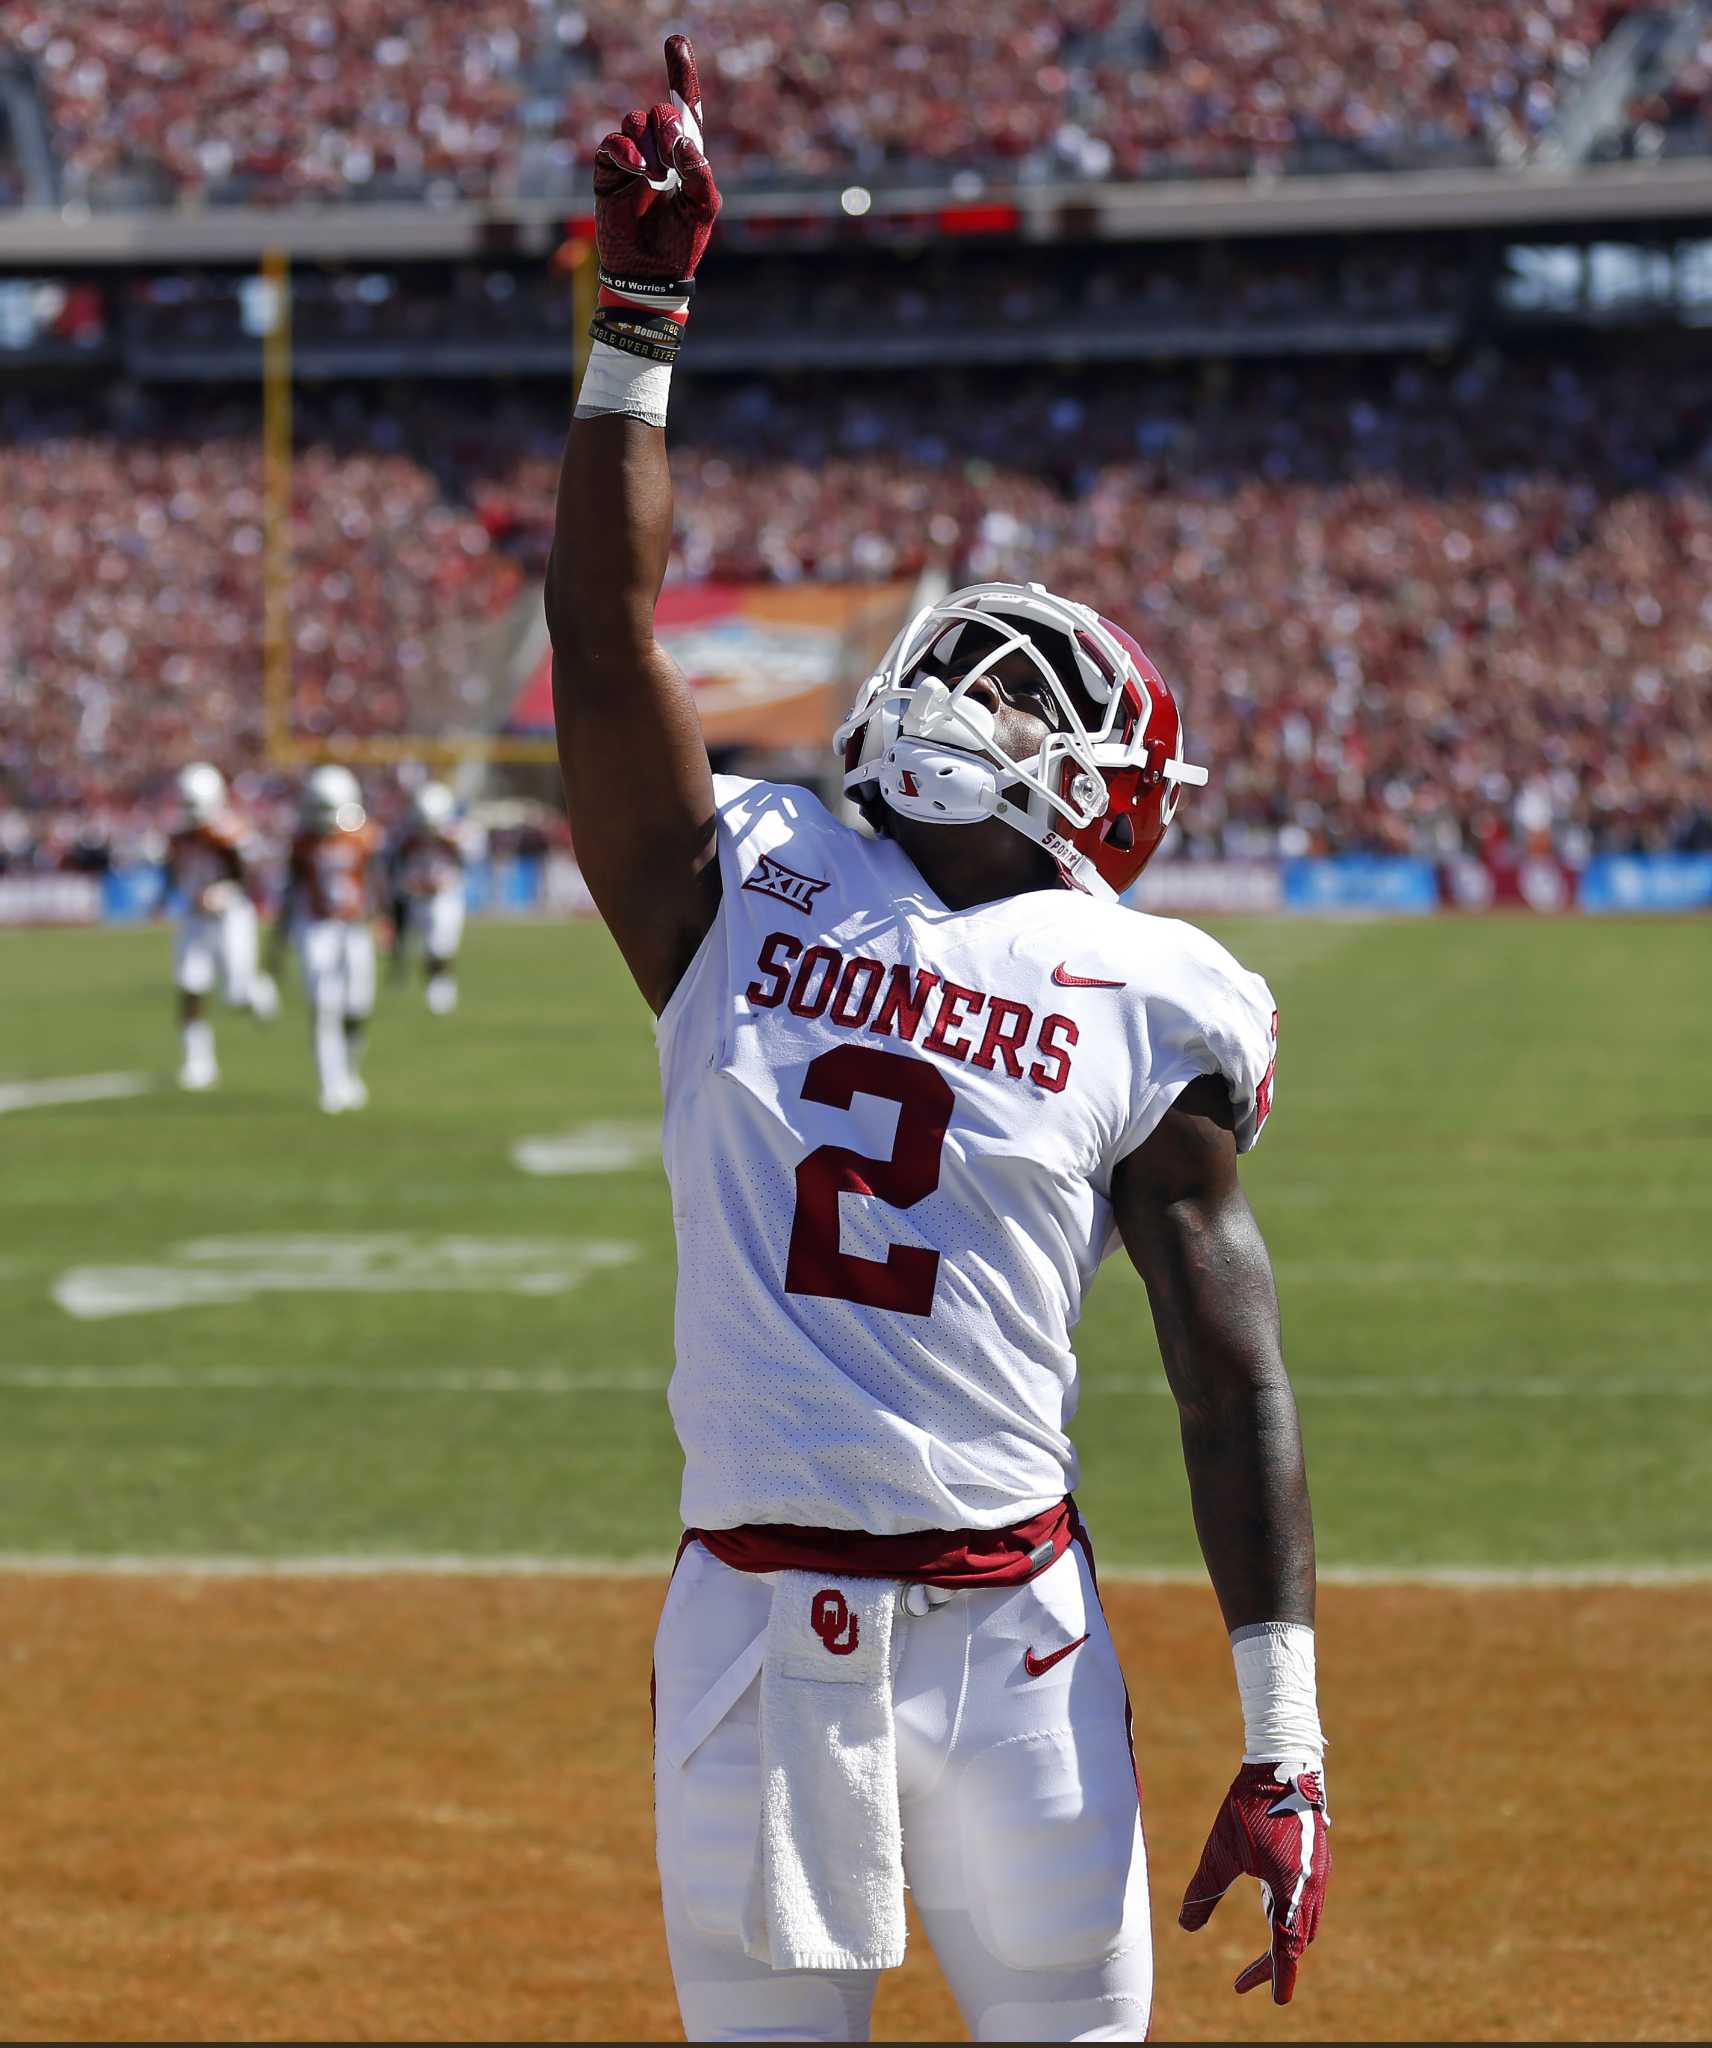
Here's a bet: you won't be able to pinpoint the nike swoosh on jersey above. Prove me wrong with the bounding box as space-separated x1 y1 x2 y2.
1051 964 1126 989
1023 1632 1090 1677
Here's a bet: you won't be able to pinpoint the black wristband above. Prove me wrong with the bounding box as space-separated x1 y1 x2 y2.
597 268 696 302
593 307 684 341
588 308 684 366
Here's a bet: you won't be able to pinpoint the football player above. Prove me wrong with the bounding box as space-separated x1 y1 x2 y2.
546 39 1328 2044
270 763 380 1113
165 761 277 1091
387 780 466 1015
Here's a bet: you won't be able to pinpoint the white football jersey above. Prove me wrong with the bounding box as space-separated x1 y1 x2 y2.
657 777 1279 1537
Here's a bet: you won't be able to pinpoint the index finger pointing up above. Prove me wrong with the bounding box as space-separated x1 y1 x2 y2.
665 34 704 149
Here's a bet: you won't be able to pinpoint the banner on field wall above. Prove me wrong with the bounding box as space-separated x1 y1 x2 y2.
1579 852 1712 912
1439 852 1580 912
1126 861 1283 914
509 579 917 747
41 850 1712 928
1283 857 1439 914
0 874 103 924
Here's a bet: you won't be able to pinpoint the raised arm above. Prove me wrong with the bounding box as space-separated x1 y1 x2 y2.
1112 1074 1329 2006
544 36 724 1015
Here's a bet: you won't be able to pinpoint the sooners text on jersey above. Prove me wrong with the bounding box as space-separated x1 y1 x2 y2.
657 778 1278 1540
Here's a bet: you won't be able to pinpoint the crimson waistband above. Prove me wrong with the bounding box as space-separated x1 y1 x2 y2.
686 1497 1077 1589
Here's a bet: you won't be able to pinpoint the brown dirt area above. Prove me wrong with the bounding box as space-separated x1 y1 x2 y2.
0 1574 1706 2042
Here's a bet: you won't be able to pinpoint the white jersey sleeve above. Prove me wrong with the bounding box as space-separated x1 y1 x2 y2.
1106 918 1280 1171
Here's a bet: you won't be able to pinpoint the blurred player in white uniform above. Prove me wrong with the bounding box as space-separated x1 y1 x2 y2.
546 39 1331 2045
387 781 467 1015
271 764 380 1114
166 761 278 1091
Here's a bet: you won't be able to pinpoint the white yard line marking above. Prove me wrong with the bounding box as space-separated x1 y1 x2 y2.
4 1366 1706 1399
1 1366 669 1393
0 1555 1704 1587
53 1235 639 1320
1272 1257 1708 1288
509 1121 662 1176
0 1553 681 1579
0 1072 150 1115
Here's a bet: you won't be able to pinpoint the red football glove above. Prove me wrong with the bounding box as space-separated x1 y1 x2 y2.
592 35 721 298
1178 1761 1330 2003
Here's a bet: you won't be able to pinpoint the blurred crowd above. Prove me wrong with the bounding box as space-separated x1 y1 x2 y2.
0 0 528 205
1625 23 1712 159
0 0 1656 206
0 386 522 838
4 353 1710 871
0 766 569 900
1086 0 1633 176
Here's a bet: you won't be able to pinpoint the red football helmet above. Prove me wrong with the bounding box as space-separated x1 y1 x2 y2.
835 581 1206 900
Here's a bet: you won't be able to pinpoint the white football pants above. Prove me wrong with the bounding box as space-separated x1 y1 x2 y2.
296 920 376 1099
174 902 259 1005
296 920 376 1020
397 886 465 963
423 885 465 961
654 1535 1152 2043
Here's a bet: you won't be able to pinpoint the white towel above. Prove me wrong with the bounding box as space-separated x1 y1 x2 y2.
741 1570 906 1973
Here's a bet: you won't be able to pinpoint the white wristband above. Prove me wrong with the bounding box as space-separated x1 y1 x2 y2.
1231 1621 1324 1765
574 340 672 429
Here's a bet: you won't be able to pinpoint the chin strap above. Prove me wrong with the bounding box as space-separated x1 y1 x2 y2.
996 793 1118 902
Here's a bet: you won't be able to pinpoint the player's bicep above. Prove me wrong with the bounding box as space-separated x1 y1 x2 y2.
1111 1076 1285 1413
550 638 720 1013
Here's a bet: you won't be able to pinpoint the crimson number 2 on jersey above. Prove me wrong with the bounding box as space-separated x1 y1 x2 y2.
784 1045 952 1316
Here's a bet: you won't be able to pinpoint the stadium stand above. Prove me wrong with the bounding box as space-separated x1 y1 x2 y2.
1045 0 1640 178
0 0 1669 206
0 388 521 830
1623 12 1712 159
4 355 1709 871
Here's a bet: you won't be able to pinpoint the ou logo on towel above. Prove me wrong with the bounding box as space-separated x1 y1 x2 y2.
810 1588 860 1656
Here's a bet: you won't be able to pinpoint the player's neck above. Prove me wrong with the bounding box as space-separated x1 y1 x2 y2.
885 813 1058 911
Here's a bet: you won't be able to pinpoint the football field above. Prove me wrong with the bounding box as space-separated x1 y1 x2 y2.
2 913 1708 2041
2 914 1706 1570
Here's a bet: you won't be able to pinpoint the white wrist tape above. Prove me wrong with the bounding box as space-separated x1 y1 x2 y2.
574 339 672 429
1231 1621 1324 1765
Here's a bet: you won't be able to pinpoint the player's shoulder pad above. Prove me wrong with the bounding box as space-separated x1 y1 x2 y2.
710 773 851 844
1081 903 1279 1150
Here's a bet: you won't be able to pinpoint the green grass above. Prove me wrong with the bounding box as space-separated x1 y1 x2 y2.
1 917 1707 1567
